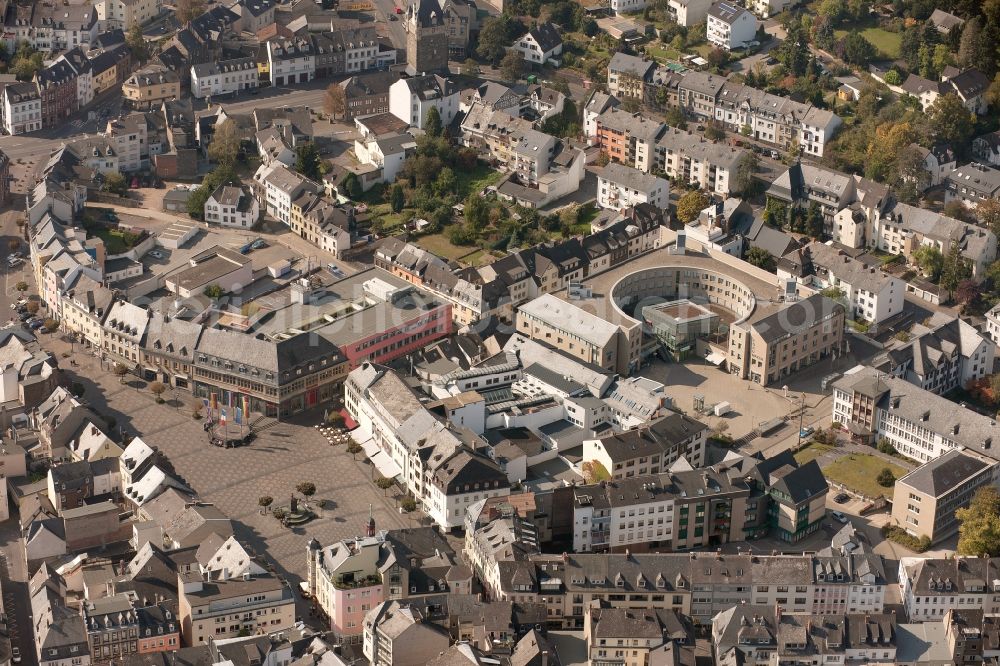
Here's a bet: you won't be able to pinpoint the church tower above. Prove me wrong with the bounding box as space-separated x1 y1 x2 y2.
404 0 449 75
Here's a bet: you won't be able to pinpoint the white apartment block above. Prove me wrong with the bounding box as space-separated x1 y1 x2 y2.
389 75 459 130
666 0 713 26
900 556 1000 621
654 127 745 195
747 0 800 17
610 0 646 14
832 366 999 464
267 39 315 86
987 303 1000 348
104 113 148 172
707 1 758 51
597 162 669 211
254 163 321 225
345 364 509 531
205 185 259 228
97 0 161 29
3 83 41 135
190 58 259 99
508 22 562 67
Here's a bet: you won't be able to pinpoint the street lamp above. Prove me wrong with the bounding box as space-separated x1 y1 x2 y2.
795 392 806 447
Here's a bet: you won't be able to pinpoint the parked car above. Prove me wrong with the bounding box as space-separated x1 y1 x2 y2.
834 493 850 504
12 646 20 663
250 239 268 250
831 510 849 524
148 250 164 259
18 312 33 322
29 319 45 330
799 426 815 438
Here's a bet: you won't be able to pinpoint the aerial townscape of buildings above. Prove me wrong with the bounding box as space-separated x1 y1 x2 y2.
2 0 1000 665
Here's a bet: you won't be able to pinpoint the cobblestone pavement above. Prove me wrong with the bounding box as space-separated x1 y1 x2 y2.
46 334 407 583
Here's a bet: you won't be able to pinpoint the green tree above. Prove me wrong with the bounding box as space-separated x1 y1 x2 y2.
390 183 406 213
295 142 324 181
876 468 895 487
186 165 236 219
676 190 708 224
375 477 395 495
745 246 775 271
424 106 443 137
940 241 972 294
477 16 510 64
883 69 901 86
400 497 418 512
957 486 1000 557
11 43 43 82
928 93 975 146
102 172 128 197
664 107 687 129
203 284 224 299
15 281 28 293
296 482 317 497
258 496 274 509
461 58 480 76
805 201 824 238
841 32 877 66
176 0 205 23
464 193 488 230
342 172 362 199
207 119 243 168
877 438 896 455
733 152 758 197
324 83 346 118
149 381 167 402
913 244 944 281
113 363 130 383
977 198 1000 239
126 23 149 63
42 318 58 332
500 50 525 82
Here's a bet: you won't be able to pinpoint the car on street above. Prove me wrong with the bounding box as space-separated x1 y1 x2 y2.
12 646 20 663
148 250 164 259
834 493 850 504
389 13 397 19
250 239 267 250
19 312 33 322
29 319 44 330
831 510 849 524
799 426 815 438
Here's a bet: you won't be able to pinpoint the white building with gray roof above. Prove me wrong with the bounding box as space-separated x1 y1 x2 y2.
597 162 669 211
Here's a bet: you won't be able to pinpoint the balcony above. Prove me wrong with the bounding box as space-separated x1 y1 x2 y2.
332 574 381 590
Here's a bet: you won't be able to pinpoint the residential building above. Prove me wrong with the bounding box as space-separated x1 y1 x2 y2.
945 162 1000 210
254 163 323 225
594 107 665 174
654 126 746 195
233 0 276 33
3 82 42 135
405 0 449 75
345 364 510 530
832 365 1000 461
610 0 646 16
891 449 999 543
267 38 315 86
707 1 758 50
929 8 964 33
441 0 477 58
83 595 179 664
607 53 656 101
354 132 418 185
582 412 708 478
583 90 619 145
104 112 149 172
972 129 1000 167
204 184 259 228
140 311 202 390
516 293 635 374
510 23 563 67
6 2 99 53
728 294 846 386
900 556 1000 620
177 571 295 646
986 302 1000 347
35 60 79 128
597 162 669 211
872 313 995 395
778 242 904 326
362 601 449 666
389 74 458 129
747 0 801 17
585 604 694 666
666 0 713 26
190 58 258 99
310 26 382 78
97 0 162 30
122 65 179 108
288 192 355 257
340 71 400 120
680 72 841 157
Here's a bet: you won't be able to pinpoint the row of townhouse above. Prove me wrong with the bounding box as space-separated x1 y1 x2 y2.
2 41 133 135
571 448 827 552
265 28 396 88
767 162 998 277
468 538 887 626
344 363 511 531
778 241 905 326
678 71 842 157
591 106 749 196
2 2 98 53
374 206 665 326
900 556 1000 621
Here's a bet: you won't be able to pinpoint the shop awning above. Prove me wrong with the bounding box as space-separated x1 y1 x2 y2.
370 451 402 479
705 352 727 366
350 427 373 446
339 408 358 430
362 438 381 458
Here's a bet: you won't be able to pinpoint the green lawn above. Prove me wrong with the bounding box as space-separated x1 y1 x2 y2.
459 249 494 267
455 163 504 199
645 45 681 63
822 454 907 499
833 26 901 59
792 442 834 465
94 227 142 254
415 233 474 261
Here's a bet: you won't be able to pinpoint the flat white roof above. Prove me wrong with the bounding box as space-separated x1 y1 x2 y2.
518 293 619 347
